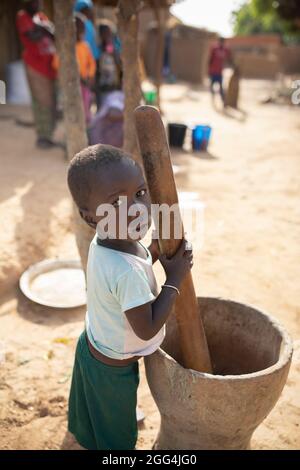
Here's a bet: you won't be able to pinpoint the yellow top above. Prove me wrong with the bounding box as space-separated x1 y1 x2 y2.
52 40 96 80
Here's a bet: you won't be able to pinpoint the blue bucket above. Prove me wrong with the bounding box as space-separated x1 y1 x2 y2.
192 125 212 151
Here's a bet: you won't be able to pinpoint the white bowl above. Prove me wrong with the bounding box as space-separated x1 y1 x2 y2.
19 259 86 309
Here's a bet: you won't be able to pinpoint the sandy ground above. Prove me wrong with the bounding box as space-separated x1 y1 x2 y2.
0 79 299 450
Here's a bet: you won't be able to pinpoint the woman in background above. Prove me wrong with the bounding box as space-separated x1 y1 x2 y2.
16 0 57 149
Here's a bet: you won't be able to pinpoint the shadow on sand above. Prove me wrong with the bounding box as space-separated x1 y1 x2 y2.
212 100 248 122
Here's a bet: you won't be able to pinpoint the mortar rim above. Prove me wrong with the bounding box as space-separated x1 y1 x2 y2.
156 296 293 381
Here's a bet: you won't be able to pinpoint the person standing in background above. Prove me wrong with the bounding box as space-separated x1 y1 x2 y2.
16 0 57 149
208 37 231 106
74 0 100 110
96 23 122 108
52 14 96 125
74 14 96 124
74 0 100 62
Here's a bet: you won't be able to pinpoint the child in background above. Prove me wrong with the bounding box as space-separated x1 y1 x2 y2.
96 23 121 108
53 13 96 124
75 13 96 123
67 144 193 450
88 90 124 148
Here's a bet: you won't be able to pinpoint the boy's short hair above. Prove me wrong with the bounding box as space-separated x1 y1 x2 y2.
67 144 135 209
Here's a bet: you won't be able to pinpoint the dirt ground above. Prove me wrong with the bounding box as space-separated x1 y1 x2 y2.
0 79 299 450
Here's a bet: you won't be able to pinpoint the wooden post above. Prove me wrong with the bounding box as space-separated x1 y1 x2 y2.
135 106 212 373
54 0 94 270
225 68 240 109
117 0 142 160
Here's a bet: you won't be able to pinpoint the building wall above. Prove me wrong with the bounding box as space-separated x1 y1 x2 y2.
280 45 300 74
234 53 281 79
226 34 282 53
226 35 300 79
143 24 215 84
170 35 211 83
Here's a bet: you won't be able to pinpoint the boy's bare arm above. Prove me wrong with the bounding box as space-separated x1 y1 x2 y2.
125 284 178 341
125 240 193 340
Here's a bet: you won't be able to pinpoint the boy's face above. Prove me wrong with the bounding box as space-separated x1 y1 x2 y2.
87 161 151 241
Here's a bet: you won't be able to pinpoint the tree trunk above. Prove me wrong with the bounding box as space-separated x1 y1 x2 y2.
117 0 142 162
152 2 165 111
54 0 94 270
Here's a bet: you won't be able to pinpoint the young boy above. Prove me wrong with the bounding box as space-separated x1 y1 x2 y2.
208 37 231 105
67 144 193 450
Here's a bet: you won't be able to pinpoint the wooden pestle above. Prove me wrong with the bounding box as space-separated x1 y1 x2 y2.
134 105 212 373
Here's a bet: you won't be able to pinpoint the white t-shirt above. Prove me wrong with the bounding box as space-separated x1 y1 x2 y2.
85 234 165 360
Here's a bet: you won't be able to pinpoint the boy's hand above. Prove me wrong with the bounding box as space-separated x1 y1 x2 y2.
159 238 193 288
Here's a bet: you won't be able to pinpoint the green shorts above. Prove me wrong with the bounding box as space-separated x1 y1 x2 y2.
68 331 139 450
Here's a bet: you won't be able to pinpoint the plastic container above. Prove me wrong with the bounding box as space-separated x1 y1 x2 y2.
6 60 31 105
143 90 157 105
168 123 187 148
192 125 212 151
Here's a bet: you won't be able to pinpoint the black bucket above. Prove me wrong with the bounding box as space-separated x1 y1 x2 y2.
168 123 187 148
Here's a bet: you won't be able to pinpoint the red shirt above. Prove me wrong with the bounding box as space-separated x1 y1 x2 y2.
208 45 230 76
16 10 56 80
